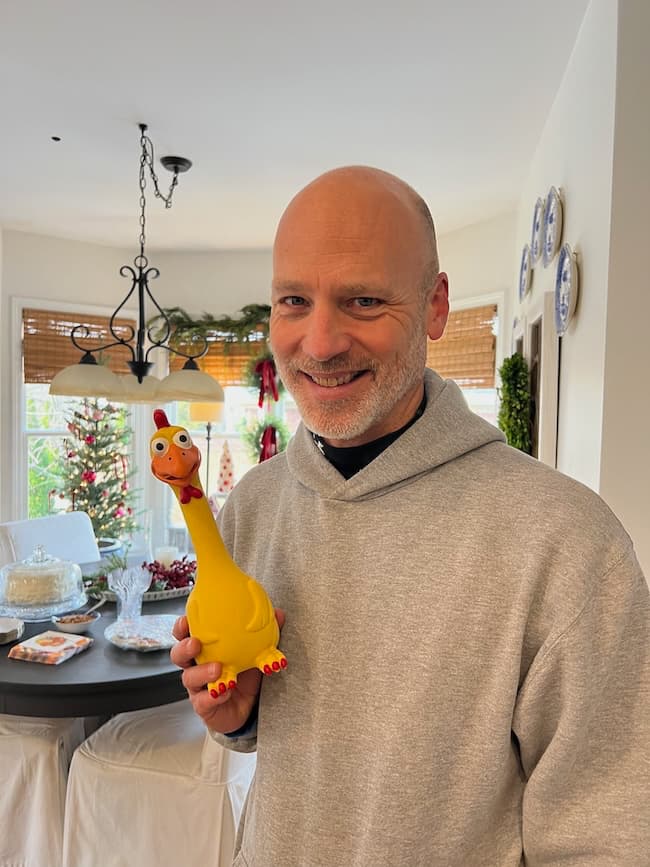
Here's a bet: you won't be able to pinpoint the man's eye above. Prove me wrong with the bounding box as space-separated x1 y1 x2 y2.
353 297 380 308
279 296 307 307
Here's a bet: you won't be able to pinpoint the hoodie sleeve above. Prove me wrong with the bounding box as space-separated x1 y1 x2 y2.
512 549 650 864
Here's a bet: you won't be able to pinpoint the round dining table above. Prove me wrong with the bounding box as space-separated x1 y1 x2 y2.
0 597 187 717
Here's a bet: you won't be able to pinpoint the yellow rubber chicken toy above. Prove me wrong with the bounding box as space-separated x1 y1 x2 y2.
150 409 287 697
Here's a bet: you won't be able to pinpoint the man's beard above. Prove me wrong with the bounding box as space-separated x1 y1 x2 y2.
272 321 428 443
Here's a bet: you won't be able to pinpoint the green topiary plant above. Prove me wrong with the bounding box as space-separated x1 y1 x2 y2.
497 353 532 454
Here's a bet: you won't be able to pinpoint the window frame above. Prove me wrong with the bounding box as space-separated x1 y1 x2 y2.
9 296 153 525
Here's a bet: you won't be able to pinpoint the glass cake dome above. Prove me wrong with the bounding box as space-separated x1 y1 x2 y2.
0 545 86 622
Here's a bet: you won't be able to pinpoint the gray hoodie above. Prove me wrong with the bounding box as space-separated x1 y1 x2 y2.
216 369 650 866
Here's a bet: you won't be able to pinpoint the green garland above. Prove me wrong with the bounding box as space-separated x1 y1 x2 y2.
497 353 532 454
149 304 271 344
237 415 291 463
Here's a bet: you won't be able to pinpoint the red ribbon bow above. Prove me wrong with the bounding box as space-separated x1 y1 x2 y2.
254 358 279 408
259 425 278 463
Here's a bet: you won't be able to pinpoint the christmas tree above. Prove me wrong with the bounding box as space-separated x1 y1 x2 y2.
57 399 139 541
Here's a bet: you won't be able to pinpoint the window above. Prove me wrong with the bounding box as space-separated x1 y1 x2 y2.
165 388 299 548
427 303 499 425
24 385 76 518
21 307 137 520
168 331 267 386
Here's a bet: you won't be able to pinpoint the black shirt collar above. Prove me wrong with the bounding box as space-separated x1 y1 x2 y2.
310 392 427 480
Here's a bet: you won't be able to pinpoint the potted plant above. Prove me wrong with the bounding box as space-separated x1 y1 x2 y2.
497 353 532 454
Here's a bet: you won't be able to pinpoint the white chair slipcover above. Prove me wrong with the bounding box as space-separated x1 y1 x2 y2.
0 714 85 867
63 700 256 867
0 512 99 867
0 511 101 571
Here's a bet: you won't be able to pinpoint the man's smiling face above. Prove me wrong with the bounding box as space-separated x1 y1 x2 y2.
270 167 448 447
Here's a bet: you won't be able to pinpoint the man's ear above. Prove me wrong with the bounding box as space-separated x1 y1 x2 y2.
426 272 449 341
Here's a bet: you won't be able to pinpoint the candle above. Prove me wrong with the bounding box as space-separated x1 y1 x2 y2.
154 546 178 568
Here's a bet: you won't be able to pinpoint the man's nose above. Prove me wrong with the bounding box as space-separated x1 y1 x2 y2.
300 306 352 361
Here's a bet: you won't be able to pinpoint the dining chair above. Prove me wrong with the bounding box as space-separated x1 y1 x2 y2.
0 714 86 867
63 700 256 867
0 511 99 867
0 510 101 570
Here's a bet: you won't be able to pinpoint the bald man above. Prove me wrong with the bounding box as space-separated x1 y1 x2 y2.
172 167 650 866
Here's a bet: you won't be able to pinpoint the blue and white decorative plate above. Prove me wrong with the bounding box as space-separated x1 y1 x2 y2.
519 244 532 301
530 197 545 264
542 186 563 267
554 243 578 336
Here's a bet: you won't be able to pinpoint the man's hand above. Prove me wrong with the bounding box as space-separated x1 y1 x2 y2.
170 610 285 735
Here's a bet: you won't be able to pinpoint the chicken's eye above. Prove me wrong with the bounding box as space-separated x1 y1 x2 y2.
173 430 193 449
151 437 169 457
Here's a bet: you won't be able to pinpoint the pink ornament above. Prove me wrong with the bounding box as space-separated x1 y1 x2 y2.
121 481 129 491
85 434 95 445
67 451 76 458
92 410 104 421
81 469 97 484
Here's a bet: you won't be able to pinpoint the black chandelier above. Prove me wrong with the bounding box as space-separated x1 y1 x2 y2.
50 124 224 404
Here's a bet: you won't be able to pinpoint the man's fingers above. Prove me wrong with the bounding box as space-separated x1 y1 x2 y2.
181 661 222 694
172 615 189 641
170 635 201 669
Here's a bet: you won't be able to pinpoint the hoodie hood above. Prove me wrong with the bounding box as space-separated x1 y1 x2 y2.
285 368 505 501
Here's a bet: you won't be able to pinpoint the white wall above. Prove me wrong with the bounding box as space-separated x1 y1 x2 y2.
0 229 3 512
599 0 650 574
438 211 517 304
438 210 517 373
511 0 649 576
511 0 617 492
152 249 272 314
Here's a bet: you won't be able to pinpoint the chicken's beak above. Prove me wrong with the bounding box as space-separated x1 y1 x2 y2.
151 447 201 488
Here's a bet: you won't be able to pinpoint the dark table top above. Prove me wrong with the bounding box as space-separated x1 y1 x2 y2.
0 597 187 718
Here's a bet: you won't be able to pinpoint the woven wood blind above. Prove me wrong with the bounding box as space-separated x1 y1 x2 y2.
23 308 138 384
427 303 497 388
169 335 267 387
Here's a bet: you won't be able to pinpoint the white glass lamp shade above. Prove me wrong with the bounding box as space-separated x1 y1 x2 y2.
189 401 224 423
156 369 224 403
109 374 162 404
49 362 123 399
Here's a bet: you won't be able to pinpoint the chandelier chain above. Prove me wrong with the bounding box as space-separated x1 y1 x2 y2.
138 127 180 256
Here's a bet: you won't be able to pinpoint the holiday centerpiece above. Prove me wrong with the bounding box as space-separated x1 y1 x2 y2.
83 552 197 600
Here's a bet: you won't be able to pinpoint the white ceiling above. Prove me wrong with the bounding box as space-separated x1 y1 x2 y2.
0 0 590 251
